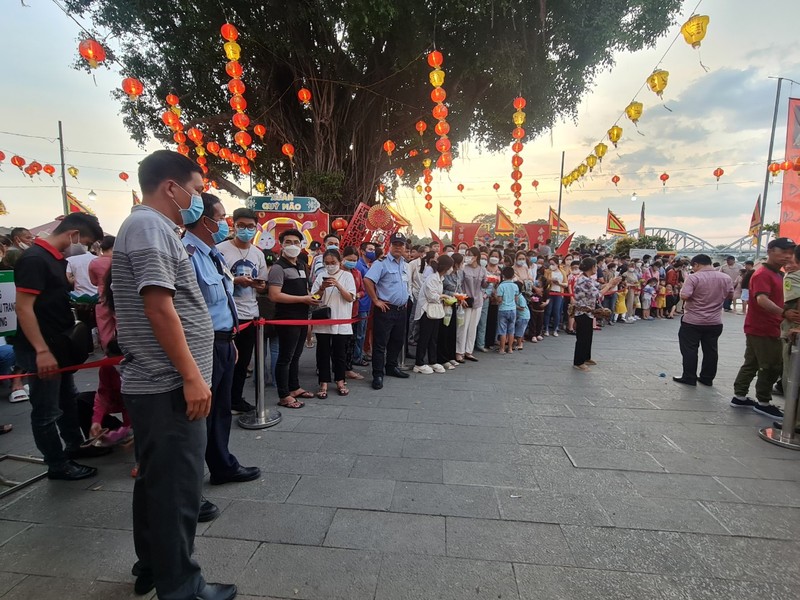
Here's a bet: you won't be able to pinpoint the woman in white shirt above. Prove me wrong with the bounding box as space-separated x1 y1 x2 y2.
311 250 356 397
543 256 568 336
413 255 453 374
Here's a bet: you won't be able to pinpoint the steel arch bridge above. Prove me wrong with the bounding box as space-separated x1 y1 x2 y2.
623 228 772 255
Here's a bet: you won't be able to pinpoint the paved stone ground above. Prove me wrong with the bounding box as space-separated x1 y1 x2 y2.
1 316 799 599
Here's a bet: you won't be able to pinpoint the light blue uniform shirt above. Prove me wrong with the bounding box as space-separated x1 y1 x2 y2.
365 252 409 307
183 231 236 332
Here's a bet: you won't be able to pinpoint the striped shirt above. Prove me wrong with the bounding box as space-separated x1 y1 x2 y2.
112 205 213 395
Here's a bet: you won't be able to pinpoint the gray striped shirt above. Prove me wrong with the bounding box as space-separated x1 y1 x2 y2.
112 205 213 395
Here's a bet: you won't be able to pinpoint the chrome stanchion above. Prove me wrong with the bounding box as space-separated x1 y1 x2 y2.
759 337 800 450
0 455 46 500
238 321 282 430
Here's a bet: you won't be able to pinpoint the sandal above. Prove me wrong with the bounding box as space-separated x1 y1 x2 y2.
464 354 479 362
278 397 305 409
316 387 328 399
291 389 314 399
0 424 12 435
336 382 349 396
346 370 364 380
9 389 29 403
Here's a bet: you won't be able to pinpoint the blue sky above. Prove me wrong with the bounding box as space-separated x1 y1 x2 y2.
0 0 798 244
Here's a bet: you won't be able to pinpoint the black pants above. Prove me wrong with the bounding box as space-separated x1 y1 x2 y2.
231 320 258 405
316 333 348 383
573 314 594 366
344 334 355 371
678 320 723 383
437 310 457 364
723 297 732 311
372 305 406 377
529 310 544 338
124 388 206 600
207 338 239 478
416 315 440 366
276 324 308 399
485 304 499 347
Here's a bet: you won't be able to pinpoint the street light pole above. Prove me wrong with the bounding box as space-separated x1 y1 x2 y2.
755 77 785 260
58 120 69 216
555 150 565 245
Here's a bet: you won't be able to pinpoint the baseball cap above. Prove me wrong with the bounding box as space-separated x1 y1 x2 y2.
309 241 321 251
390 232 407 245
768 237 796 250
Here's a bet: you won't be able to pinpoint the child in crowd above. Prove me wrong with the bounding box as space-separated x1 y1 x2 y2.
655 279 667 319
513 282 530 351
565 260 581 335
527 271 549 341
614 281 628 323
494 267 518 354
665 284 679 319
642 278 657 320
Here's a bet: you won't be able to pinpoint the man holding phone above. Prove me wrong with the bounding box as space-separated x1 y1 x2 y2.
218 208 268 415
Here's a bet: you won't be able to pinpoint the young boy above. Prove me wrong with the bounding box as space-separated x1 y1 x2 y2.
642 277 657 320
494 267 519 354
655 279 667 319
514 281 531 351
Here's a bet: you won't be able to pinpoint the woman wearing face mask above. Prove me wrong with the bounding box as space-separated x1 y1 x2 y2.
623 261 640 323
310 249 356 398
474 251 491 352
456 247 487 362
481 249 503 350
542 257 567 336
565 260 582 335
413 255 453 374
341 247 365 381
572 257 621 371
438 253 463 367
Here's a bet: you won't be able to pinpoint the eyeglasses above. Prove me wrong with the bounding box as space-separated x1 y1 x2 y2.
235 224 257 231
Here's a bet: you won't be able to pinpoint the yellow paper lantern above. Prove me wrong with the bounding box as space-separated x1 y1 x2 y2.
607 125 623 148
255 181 266 193
561 177 570 188
67 166 79 180
512 110 526 126
625 101 643 124
594 142 608 161
422 158 432 168
0 200 8 216
223 41 241 61
415 184 423 194
586 154 598 171
647 69 669 99
429 68 445 88
577 163 588 177
569 170 579 183
681 14 710 48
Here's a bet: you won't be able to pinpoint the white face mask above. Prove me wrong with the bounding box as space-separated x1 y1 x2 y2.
464 256 474 266
283 244 301 258
572 269 580 274
18 242 30 250
550 265 557 271
516 259 526 267
480 259 488 267
446 251 454 257
324 264 339 275
489 257 500 265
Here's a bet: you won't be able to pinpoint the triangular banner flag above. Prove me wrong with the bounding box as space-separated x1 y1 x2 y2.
606 209 626 236
132 190 142 206
748 195 762 243
429 228 444 250
548 207 569 234
439 204 457 231
555 232 574 256
387 204 410 228
495 205 515 234
452 222 482 247
638 202 646 237
66 191 95 215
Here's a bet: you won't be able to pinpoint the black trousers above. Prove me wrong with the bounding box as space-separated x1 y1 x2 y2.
231 320 258 405
416 315 441 366
485 304 499 347
206 338 239 478
276 324 308 399
529 310 544 338
437 309 457 364
316 333 348 383
678 320 723 383
124 387 206 600
573 314 594 366
372 305 406 376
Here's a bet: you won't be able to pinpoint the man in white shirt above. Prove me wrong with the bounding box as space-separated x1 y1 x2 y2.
66 248 98 296
718 255 742 312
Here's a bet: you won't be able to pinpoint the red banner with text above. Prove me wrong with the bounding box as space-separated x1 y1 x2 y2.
779 97 800 240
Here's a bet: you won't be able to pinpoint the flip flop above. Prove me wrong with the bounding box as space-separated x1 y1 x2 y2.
278 398 305 409
291 390 314 399
316 389 328 399
336 384 349 396
346 371 365 380
9 389 29 403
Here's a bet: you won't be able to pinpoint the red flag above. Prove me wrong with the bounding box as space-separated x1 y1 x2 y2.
638 202 646 237
132 190 142 206
555 232 574 256
387 204 411 227
429 228 444 250
495 205 515 234
439 204 457 231
521 223 551 245
452 222 482 247
548 207 569 234
779 98 800 240
606 209 626 235
66 191 95 215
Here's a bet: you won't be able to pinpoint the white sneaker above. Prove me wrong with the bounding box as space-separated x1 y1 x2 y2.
536 336 543 341
543 332 550 337
413 365 434 374
552 331 559 337
431 363 446 373
449 360 459 367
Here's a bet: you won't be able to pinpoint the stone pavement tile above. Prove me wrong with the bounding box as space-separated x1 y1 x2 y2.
510 403 575 417
287 475 394 510
565 447 668 472
350 456 443 483
514 428 654 450
0 575 154 600
650 452 760 478
436 423 516 443
497 489 612 526
515 415 623 432
0 487 133 531
374 553 519 600
401 438 511 462
0 519 31 545
291 416 373 435
319 434 404 457
320 392 383 407
0 572 25 596
339 406 409 422
365 421 442 439
446 517 574 565
259 449 356 477
598 496 730 535
324 509 445 555
623 472 739 501
203 472 299 502
514 564 676 600
700 501 800 540
531 466 642 497
203 500 335 545
391 482 500 518
282 404 344 419
406 409 512 427
691 534 800 585
255 431 326 452
0 524 134 581
734 457 800 481
662 576 798 600
191 536 260 584
715 476 800 507
443 460 540 488
236 543 381 600
568 406 637 421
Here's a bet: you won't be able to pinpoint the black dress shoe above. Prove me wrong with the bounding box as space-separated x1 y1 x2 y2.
672 377 696 386
210 465 261 485
198 497 220 523
372 376 384 390
386 367 410 379
698 378 713 386
66 445 113 459
230 400 255 415
47 460 97 481
134 569 155 595
196 583 237 600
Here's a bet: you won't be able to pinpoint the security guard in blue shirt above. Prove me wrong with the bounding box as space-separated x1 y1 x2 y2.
183 193 260 487
364 232 411 389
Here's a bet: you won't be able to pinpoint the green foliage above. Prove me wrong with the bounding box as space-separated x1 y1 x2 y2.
67 0 682 214
762 222 780 235
612 235 673 256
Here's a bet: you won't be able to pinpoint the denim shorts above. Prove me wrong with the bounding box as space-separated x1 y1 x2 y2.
514 318 530 338
497 310 516 336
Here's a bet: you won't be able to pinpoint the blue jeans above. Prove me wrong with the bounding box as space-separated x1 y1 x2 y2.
16 348 83 469
497 310 516 337
352 311 369 363
0 344 14 375
474 300 490 350
544 295 564 333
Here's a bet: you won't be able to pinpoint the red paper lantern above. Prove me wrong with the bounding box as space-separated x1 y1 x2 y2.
206 141 220 155
514 208 522 216
660 172 670 185
225 61 243 79
532 180 539 189
221 23 239 41
395 167 405 177
119 172 129 182
245 149 257 161
187 127 203 144
0 150 5 164
234 131 252 149
378 183 386 194
10 155 25 170
409 150 418 157
173 131 187 144
239 163 251 175
713 167 724 181
78 39 106 69
425 201 433 210
768 162 781 177
43 164 56 177
513 97 527 110
197 156 207 166
161 111 180 129
177 144 190 156
781 160 792 171
281 143 295 159
383 140 396 156
228 79 245 95
511 170 523 181
253 124 266 140
511 155 523 168
493 183 500 191
219 148 232 160
435 138 451 153
611 174 620 186
511 142 523 153
511 182 522 193
230 95 247 112
512 127 525 140
166 93 180 107
297 88 312 106
121 77 144 100
332 218 348 232
434 121 450 136
457 183 464 192
432 104 448 120
415 121 427 135
424 185 432 193
513 199 522 207
427 50 443 68
29 161 42 174
232 112 250 130
425 194 432 201
437 153 453 169
431 88 446 104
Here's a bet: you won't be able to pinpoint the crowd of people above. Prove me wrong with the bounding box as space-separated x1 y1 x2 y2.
1 150 797 600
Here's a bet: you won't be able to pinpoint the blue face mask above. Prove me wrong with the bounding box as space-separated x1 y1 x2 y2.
327 244 339 251
211 220 229 245
343 259 358 269
173 183 204 225
365 251 376 261
236 227 256 243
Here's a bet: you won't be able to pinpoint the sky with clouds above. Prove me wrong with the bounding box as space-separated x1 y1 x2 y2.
0 0 798 245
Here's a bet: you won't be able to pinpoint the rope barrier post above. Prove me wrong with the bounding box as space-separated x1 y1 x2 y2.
0 455 46 500
758 336 800 450
238 321 282 430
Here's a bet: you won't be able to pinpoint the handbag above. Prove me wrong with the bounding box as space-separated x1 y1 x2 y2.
48 321 93 368
425 301 445 320
311 306 332 321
